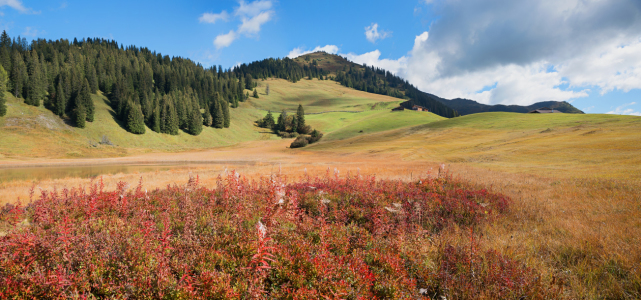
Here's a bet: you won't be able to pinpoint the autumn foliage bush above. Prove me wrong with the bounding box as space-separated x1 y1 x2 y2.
0 171 559 299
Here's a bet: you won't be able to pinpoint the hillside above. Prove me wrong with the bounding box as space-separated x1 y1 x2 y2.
0 77 445 159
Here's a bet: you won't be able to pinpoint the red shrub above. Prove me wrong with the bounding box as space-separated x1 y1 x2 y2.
0 172 555 299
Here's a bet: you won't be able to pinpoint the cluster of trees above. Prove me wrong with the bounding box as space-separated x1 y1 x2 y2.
334 64 458 118
0 31 265 134
256 104 323 148
257 104 311 137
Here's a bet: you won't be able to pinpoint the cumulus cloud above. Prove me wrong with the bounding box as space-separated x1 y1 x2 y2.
214 30 238 49
203 0 274 50
364 23 391 43
344 50 407 75
335 0 641 106
607 102 641 116
199 11 230 24
287 45 339 58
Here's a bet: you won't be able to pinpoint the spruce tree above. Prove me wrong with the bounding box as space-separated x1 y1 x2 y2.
276 110 287 132
203 105 212 126
263 111 275 129
188 108 203 135
296 104 306 133
74 104 86 128
212 100 223 129
253 88 258 98
222 99 230 128
54 80 65 117
77 79 94 122
126 102 146 134
11 51 25 98
152 106 161 133
0 64 7 117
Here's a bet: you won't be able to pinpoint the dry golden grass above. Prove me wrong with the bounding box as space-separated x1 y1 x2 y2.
2 111 641 298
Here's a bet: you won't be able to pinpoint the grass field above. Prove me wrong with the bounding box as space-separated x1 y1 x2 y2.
1 77 641 298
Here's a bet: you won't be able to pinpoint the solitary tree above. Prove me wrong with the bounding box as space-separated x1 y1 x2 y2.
253 88 259 98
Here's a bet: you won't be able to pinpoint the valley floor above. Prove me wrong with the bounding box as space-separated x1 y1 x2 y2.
1 79 641 298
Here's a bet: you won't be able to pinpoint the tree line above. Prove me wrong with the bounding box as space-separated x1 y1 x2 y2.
0 31 267 134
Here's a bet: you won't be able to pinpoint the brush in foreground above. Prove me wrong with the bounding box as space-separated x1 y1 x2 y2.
0 172 560 299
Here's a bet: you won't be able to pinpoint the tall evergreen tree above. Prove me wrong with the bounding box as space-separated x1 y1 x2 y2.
187 107 203 135
276 110 287 132
74 104 86 128
222 99 230 128
10 51 25 98
126 102 146 134
203 106 212 126
253 88 258 98
79 79 94 122
0 64 7 117
212 100 223 129
54 80 65 117
296 104 306 134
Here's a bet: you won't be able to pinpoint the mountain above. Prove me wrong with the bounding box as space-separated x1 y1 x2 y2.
434 98 585 115
290 52 584 117
291 52 459 118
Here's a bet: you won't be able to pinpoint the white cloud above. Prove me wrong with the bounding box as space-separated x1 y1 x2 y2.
214 30 237 49
199 11 230 24
235 0 272 17
333 0 641 106
344 50 407 76
238 11 273 34
364 23 391 43
0 0 38 14
201 0 274 50
607 102 641 116
287 45 339 58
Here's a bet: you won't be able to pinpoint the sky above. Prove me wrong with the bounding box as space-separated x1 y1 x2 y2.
1 0 640 115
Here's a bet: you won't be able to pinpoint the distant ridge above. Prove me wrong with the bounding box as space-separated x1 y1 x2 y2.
434 98 584 115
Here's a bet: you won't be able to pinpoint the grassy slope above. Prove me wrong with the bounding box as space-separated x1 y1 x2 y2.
248 78 401 113
1 78 441 159
313 112 641 179
0 92 267 159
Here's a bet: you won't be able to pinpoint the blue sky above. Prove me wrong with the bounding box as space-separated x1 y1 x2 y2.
1 0 640 115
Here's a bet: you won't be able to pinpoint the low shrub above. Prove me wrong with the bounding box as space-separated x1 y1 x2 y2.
290 136 308 148
0 172 557 298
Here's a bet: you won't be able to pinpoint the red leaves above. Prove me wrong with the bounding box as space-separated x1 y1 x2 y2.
0 171 552 299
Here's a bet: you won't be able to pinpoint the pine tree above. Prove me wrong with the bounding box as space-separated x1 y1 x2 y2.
11 51 25 98
296 104 306 133
187 107 203 135
126 102 146 134
212 100 223 129
263 110 275 129
74 104 86 128
151 106 161 133
0 64 7 117
276 110 287 132
222 99 230 128
253 88 258 98
79 79 94 122
54 80 65 117
203 105 212 126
